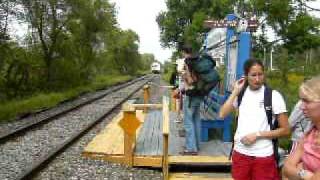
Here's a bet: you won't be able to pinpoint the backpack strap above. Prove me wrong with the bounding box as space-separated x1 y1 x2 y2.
237 82 248 106
264 85 280 167
229 85 280 166
264 86 273 127
238 84 273 125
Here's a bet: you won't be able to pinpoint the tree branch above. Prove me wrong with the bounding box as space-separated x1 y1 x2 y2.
296 0 320 12
303 3 320 12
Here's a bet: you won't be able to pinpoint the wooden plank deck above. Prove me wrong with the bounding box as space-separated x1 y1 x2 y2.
83 109 232 167
83 110 145 155
135 111 163 155
169 155 230 166
135 110 186 156
169 173 233 180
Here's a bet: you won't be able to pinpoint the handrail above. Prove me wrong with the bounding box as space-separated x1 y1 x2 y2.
119 91 171 178
122 103 163 111
162 96 170 135
147 81 174 89
143 85 150 112
162 96 170 180
119 100 165 167
118 109 141 167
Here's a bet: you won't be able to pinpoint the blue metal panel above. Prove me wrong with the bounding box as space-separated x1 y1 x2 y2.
237 32 251 78
200 14 237 142
200 91 233 142
200 14 252 143
225 14 237 94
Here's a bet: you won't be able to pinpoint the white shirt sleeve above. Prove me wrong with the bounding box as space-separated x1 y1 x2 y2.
288 101 304 127
272 90 287 114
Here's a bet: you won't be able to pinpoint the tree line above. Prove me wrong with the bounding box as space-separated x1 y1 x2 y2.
157 0 320 83
0 0 156 101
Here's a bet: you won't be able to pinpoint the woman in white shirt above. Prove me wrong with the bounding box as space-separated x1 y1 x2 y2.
219 58 290 180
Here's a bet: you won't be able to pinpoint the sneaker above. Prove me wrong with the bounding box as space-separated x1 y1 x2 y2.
179 150 198 156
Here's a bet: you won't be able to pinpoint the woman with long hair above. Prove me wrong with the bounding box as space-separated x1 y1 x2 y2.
219 58 290 180
283 76 320 180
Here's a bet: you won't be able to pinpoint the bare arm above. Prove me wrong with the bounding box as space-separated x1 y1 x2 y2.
218 90 238 119
219 78 245 119
260 113 291 138
241 113 291 145
283 141 314 180
310 171 320 180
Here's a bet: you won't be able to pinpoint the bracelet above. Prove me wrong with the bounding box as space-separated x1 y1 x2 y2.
256 132 261 139
297 169 307 179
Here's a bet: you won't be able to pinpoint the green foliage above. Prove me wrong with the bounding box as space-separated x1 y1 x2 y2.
285 13 320 53
162 61 175 83
0 74 131 122
0 93 64 122
252 0 320 52
0 43 45 99
156 0 233 51
267 71 306 149
267 71 304 112
0 0 154 104
109 30 142 75
141 53 157 71
91 74 131 90
274 48 290 85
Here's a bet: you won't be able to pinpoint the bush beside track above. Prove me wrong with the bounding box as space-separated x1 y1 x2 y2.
0 74 143 122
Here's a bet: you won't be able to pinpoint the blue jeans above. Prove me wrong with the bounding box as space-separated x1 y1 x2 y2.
183 96 202 152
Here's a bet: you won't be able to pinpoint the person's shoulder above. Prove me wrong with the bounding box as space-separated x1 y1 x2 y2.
272 90 287 109
270 89 284 97
271 89 280 94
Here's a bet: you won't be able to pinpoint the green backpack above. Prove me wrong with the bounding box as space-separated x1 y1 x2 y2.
185 53 220 96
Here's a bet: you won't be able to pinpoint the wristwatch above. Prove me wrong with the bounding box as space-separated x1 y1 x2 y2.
297 169 306 179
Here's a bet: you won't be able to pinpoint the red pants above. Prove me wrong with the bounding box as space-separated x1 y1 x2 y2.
231 150 280 180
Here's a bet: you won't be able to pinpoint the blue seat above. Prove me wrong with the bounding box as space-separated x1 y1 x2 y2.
201 116 232 142
200 91 232 142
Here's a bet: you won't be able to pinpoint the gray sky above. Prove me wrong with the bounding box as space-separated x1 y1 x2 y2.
110 0 173 63
308 1 320 17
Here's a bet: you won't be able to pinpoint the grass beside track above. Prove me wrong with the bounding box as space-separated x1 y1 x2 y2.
0 74 134 123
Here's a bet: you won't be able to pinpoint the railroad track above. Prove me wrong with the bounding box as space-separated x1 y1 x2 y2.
0 75 148 142
0 75 156 180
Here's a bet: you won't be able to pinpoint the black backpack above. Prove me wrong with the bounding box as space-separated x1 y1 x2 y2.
185 53 220 96
231 85 280 166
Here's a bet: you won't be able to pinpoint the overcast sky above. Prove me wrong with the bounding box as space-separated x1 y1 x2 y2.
308 1 320 17
109 0 173 63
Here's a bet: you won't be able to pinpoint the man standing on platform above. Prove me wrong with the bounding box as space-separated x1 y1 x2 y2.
180 44 204 155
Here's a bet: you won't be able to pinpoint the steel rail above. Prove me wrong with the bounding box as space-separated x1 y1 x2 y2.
15 76 153 180
0 75 148 143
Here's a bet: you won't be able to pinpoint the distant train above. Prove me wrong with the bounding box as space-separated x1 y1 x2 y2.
151 62 161 74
